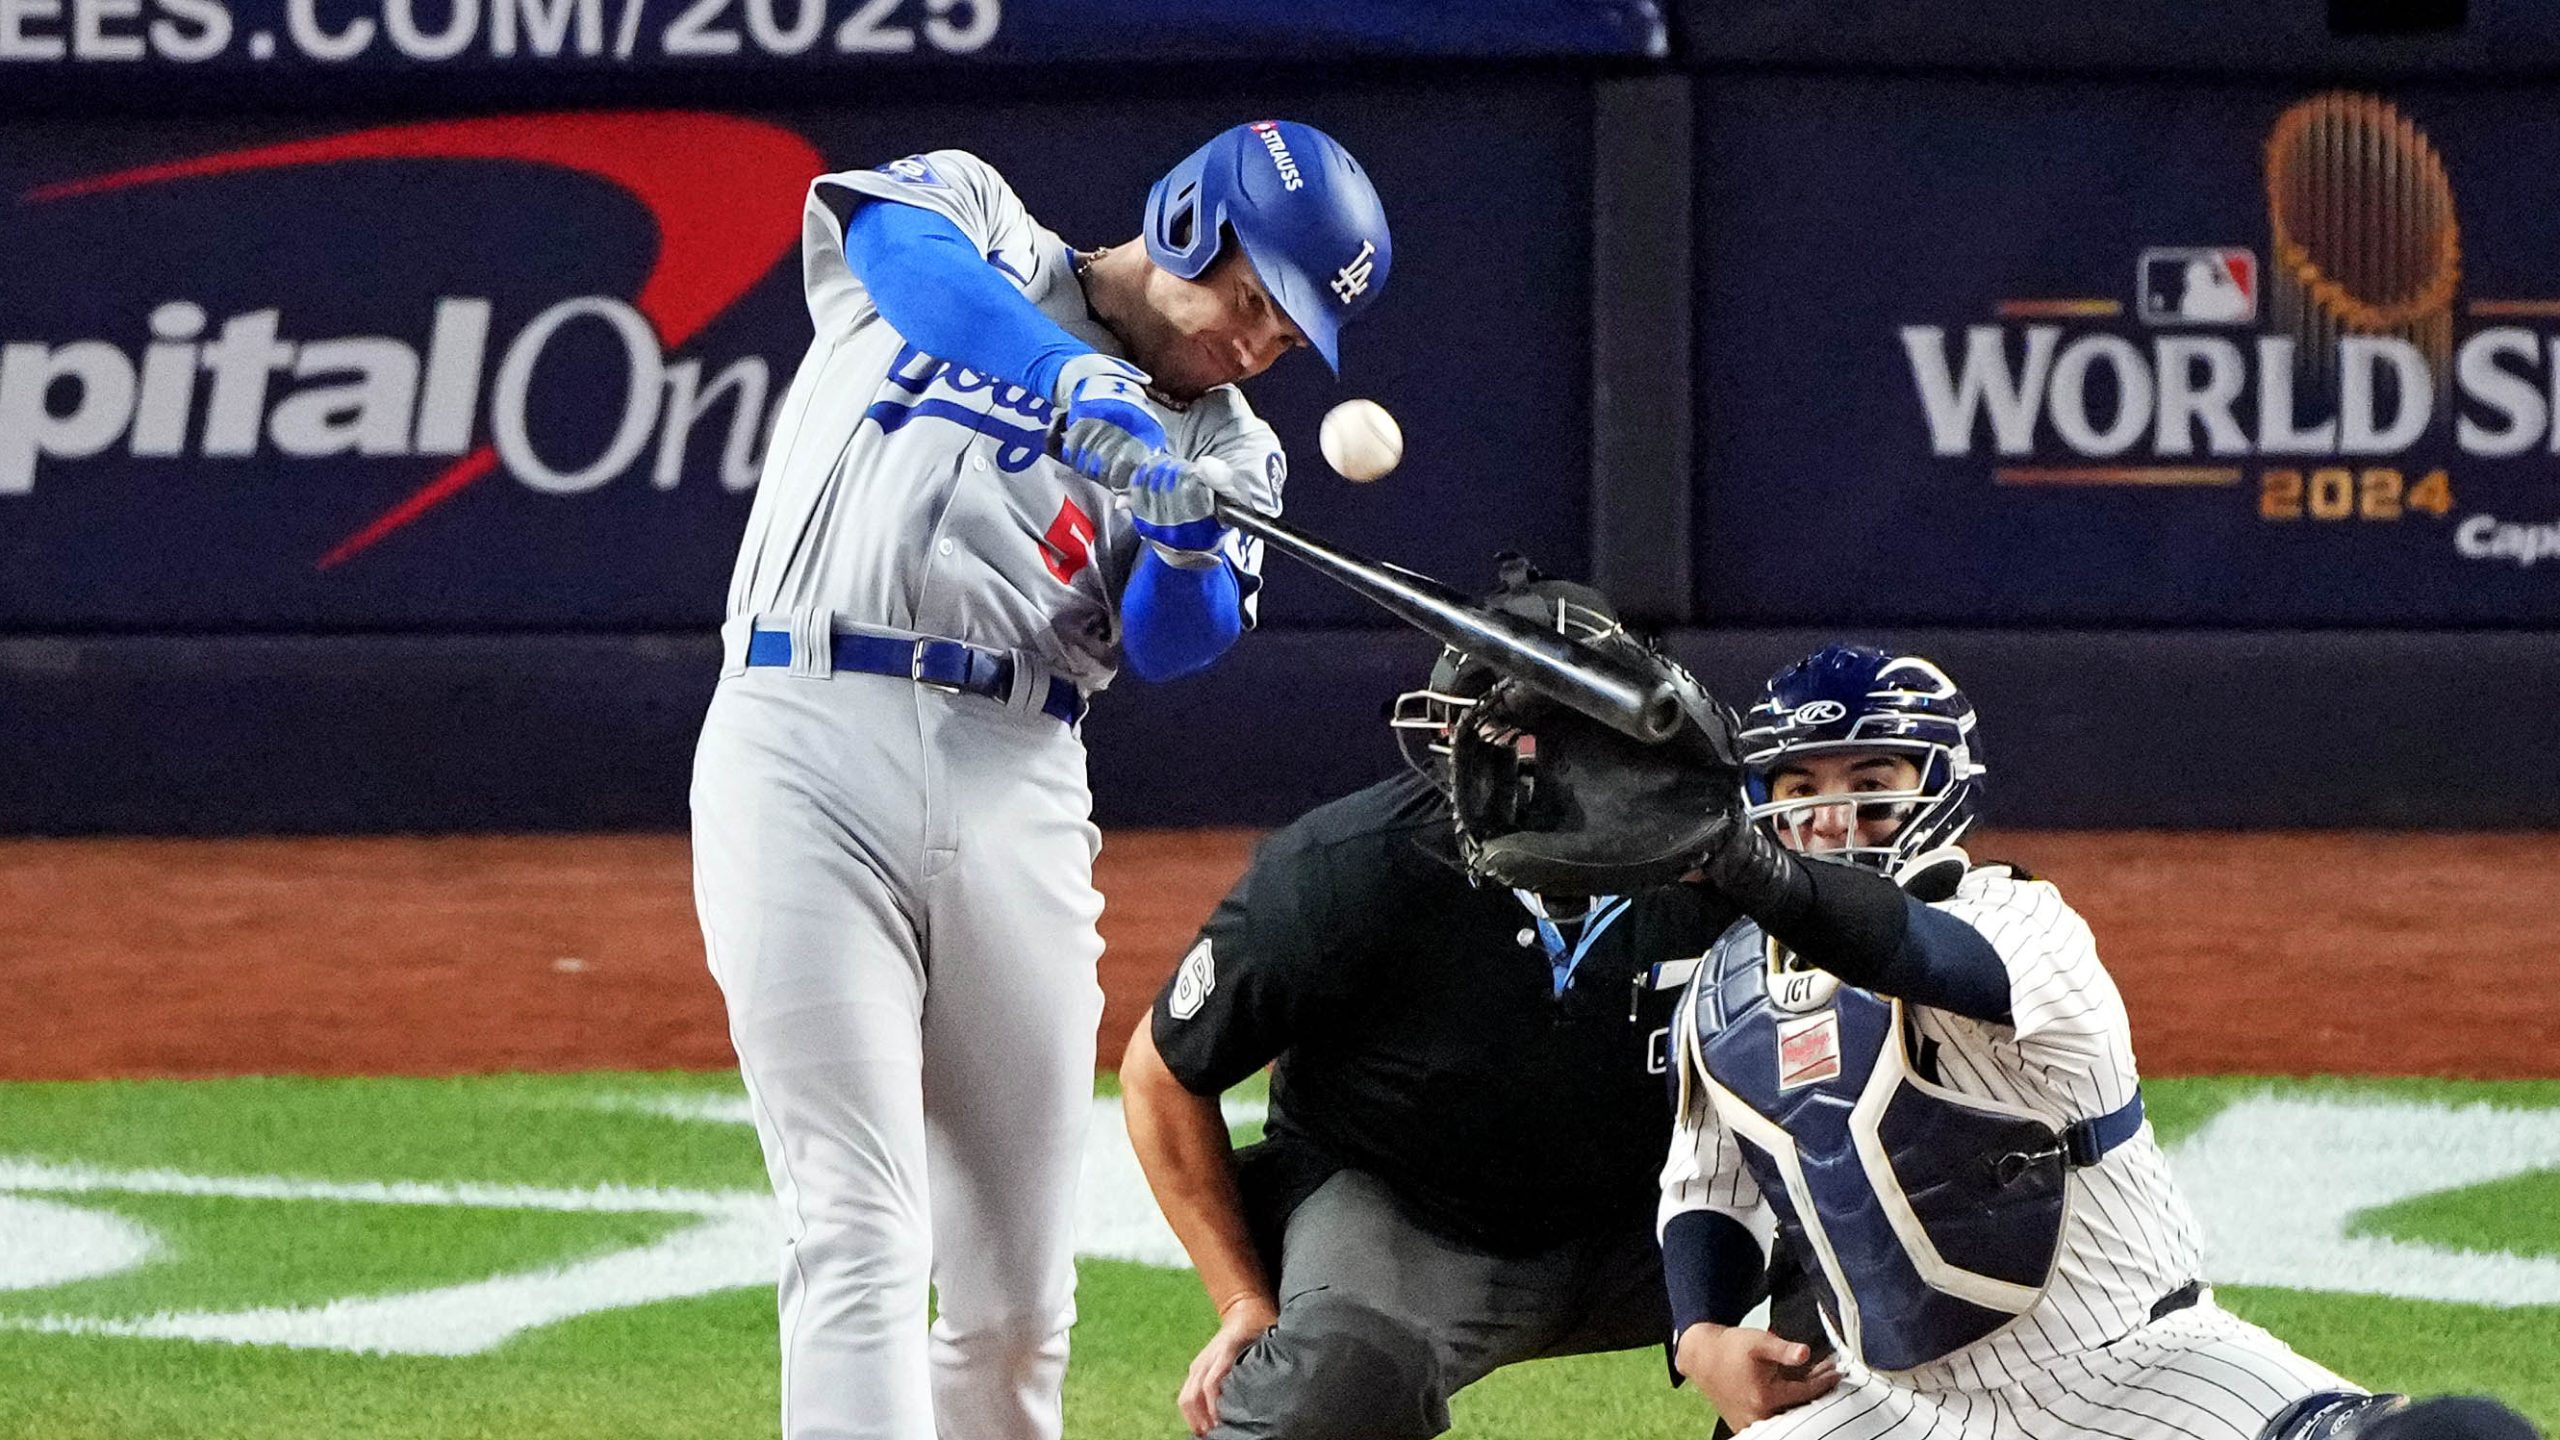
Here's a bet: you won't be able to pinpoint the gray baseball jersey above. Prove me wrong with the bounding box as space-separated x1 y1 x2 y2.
727 149 1285 691
696 150 1290 1440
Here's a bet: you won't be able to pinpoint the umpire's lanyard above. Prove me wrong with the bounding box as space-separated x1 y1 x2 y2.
1514 892 1633 997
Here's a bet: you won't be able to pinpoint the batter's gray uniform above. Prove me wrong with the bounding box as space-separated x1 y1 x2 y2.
691 150 1282 1440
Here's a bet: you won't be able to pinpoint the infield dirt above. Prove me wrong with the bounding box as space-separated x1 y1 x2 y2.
3 830 2552 1081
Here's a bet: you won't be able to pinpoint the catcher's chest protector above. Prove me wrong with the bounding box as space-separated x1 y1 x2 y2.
1679 923 2072 1372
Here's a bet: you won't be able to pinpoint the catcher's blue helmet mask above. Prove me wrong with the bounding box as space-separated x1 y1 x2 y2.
1738 644 1986 870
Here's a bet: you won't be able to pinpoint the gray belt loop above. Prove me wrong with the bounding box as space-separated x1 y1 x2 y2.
718 614 755 678
788 608 835 678
997 651 1037 717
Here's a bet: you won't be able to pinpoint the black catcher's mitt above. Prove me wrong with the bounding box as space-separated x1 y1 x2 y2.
1447 632 1747 895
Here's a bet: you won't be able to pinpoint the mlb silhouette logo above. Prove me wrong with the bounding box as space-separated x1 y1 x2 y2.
2139 247 2258 324
876 154 948 189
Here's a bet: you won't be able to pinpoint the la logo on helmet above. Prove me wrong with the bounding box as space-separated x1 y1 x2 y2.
1332 240 1377 303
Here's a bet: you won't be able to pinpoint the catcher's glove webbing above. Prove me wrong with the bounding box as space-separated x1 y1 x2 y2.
1447 635 1746 895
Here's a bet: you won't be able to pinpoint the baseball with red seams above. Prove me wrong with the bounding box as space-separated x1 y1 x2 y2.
1319 399 1402 483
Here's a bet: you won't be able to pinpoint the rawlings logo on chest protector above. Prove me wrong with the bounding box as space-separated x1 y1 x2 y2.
1775 1011 1843 1090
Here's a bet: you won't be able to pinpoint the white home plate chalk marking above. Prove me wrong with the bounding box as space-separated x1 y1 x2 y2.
2172 1094 2560 1307
0 1091 2545 1356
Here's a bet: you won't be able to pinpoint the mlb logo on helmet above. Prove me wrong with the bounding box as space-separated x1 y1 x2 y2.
2138 247 2259 324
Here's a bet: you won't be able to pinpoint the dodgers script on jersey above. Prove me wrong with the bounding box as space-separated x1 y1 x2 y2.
1664 864 2350 1439
726 149 1285 689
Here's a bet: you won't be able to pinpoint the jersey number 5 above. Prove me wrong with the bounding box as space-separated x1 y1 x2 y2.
1041 497 1097 585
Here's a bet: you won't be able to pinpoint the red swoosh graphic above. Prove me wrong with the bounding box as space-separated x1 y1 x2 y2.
28 112 822 569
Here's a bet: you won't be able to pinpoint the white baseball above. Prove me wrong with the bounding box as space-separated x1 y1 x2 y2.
1319 399 1402 483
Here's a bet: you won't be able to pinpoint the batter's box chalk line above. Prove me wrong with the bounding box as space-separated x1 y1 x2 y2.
0 1090 2543 1356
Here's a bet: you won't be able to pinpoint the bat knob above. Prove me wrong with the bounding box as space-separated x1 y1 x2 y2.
1634 685 1684 744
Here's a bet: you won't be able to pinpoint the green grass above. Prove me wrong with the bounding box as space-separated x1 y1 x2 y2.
0 1073 2554 1439
2219 1288 2560 1426
0 1072 758 1188
2355 1172 2560 1262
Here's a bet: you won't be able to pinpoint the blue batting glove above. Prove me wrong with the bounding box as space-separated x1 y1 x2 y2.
1129 455 1232 561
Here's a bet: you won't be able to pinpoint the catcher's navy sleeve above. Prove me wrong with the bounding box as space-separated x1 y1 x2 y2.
1661 1209 1766 1337
1706 833 2011 1022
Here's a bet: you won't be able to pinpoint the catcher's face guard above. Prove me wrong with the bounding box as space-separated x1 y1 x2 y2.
1389 597 1629 789
1751 747 1934 867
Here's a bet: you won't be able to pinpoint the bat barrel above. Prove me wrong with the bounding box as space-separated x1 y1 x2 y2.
1217 499 1682 744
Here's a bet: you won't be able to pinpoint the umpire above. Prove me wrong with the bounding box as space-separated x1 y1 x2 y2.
1120 567 1739 1440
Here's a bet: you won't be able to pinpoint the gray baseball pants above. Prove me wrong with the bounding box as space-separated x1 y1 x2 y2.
1209 1168 1672 1440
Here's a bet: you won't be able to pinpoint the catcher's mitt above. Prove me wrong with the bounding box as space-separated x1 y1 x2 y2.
1447 632 1746 895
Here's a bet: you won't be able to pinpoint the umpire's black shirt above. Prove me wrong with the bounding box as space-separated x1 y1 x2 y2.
1150 770 1739 1258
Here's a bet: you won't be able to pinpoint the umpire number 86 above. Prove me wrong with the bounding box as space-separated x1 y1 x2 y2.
2258 467 2454 523
664 0 996 56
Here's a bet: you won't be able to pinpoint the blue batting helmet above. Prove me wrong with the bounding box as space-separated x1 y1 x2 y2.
1737 644 1986 870
1144 121 1390 373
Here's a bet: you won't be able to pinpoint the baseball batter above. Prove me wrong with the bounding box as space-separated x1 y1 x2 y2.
1655 645 2536 1440
690 123 1390 1440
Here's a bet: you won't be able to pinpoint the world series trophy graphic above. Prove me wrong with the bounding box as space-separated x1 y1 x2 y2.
2264 91 2462 404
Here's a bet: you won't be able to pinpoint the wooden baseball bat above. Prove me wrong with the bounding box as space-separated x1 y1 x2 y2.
1045 420 1683 742
1212 498 1684 744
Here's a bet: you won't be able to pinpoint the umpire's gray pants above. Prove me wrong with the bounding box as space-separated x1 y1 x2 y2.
1208 1169 1669 1440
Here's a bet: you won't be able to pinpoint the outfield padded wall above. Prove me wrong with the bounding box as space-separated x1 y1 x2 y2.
4 12 2557 834
3 628 2548 833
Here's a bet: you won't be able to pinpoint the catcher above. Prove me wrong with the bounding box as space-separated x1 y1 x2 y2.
1445 639 2540 1440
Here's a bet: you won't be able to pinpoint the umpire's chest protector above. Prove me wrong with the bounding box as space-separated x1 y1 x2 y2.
1678 921 2070 1372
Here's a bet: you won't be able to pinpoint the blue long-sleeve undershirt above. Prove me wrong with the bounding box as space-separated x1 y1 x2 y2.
835 190 1246 683
1120 551 1244 681
832 190 1092 400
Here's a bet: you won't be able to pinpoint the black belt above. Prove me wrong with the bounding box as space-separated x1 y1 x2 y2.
745 630 1085 726
2151 1279 2203 1321
1990 1087 2149 1185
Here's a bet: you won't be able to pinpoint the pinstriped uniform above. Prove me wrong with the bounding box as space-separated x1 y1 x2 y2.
1661 866 2355 1440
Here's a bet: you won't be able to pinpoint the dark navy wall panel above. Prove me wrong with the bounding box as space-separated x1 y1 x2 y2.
0 83 1590 631
0 633 721 833
1681 0 2536 75
6 628 2554 834
1693 74 2560 627
1665 629 2556 830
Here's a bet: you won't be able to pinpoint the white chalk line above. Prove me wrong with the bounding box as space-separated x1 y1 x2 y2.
0 1088 2549 1357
